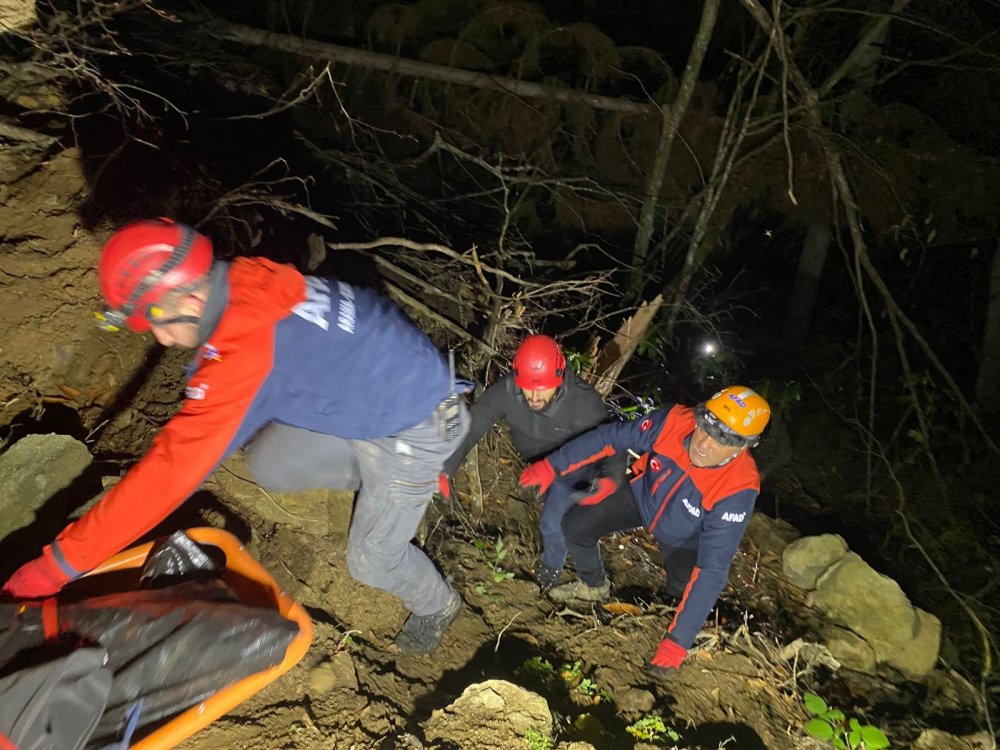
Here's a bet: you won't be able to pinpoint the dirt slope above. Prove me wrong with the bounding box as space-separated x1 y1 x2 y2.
0 143 984 750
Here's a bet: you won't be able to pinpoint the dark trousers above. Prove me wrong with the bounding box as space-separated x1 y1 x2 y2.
561 482 697 592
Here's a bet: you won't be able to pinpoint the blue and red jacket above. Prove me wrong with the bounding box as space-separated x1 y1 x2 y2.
545 404 760 649
51 258 452 575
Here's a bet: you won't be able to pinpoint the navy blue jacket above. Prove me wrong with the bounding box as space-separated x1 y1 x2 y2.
544 405 760 649
55 259 452 573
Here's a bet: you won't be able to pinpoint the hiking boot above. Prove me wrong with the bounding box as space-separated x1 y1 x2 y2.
547 577 610 603
395 589 462 655
535 563 562 592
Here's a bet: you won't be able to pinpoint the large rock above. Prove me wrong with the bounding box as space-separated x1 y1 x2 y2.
884 607 941 679
423 680 552 750
912 729 993 750
745 512 800 556
783 534 848 589
0 0 35 32
811 553 918 662
823 626 877 673
0 434 92 540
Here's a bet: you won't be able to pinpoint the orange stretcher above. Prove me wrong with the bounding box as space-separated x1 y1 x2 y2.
82 527 313 750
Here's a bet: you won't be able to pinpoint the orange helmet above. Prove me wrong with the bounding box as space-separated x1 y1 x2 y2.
695 386 771 447
97 218 213 332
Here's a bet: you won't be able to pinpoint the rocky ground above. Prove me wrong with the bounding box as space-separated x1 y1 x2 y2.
0 146 993 750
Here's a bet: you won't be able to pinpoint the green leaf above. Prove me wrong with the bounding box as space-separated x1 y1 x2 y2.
860 726 890 749
805 719 834 740
833 737 847 750
826 710 845 722
848 729 861 748
849 718 862 732
804 693 828 715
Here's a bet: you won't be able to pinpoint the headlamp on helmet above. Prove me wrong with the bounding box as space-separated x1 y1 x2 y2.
97 218 213 333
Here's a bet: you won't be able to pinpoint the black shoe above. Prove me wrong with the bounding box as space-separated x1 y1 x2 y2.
395 590 462 655
658 587 683 606
535 564 561 592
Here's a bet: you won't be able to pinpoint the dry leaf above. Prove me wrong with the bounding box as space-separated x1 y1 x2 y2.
601 602 642 617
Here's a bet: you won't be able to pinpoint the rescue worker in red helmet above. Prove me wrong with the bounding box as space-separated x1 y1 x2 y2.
3 218 471 656
440 334 615 589
519 386 770 673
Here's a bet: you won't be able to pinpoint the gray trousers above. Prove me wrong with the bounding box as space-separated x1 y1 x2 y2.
245 407 469 616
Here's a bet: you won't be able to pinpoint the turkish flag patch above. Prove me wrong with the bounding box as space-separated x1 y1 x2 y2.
640 418 653 432
650 457 662 472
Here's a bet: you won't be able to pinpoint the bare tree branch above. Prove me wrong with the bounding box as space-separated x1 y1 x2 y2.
194 16 657 115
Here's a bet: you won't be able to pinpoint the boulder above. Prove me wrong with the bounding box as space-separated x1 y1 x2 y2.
423 680 552 750
822 626 877 673
0 434 92 540
912 729 989 750
782 534 848 589
811 553 918 662
745 512 801 556
0 0 36 33
884 607 941 679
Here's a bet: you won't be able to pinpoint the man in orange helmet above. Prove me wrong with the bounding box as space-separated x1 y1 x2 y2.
440 334 612 590
519 386 770 673
2 218 470 656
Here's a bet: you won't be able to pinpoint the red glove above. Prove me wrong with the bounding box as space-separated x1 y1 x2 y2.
2 547 72 599
578 477 617 506
437 472 452 500
648 637 688 674
519 459 556 496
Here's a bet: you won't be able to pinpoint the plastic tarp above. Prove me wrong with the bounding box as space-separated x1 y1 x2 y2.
0 532 299 750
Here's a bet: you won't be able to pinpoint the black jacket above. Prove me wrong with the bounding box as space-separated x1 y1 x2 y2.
443 369 609 476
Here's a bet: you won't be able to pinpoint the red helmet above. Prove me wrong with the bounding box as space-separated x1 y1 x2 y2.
512 334 566 390
97 218 213 332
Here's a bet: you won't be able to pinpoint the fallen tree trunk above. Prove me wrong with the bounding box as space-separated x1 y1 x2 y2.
195 16 657 115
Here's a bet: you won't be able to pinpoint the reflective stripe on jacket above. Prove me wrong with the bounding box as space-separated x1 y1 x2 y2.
544 404 759 648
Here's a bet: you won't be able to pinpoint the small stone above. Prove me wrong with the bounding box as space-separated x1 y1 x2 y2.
615 687 656 714
306 663 337 694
